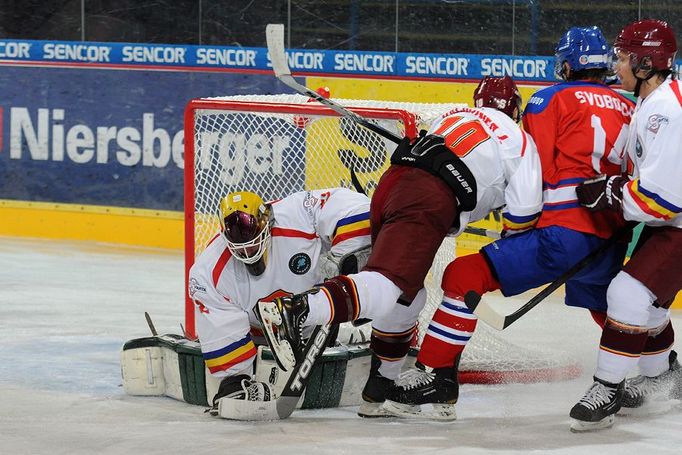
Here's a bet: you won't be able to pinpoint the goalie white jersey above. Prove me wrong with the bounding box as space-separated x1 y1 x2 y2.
621 77 682 228
429 106 543 235
189 188 371 377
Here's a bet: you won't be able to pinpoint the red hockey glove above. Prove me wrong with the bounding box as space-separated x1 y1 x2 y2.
576 175 627 212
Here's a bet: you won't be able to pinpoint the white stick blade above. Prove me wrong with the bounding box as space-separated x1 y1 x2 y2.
472 298 507 331
266 23 290 77
218 396 281 421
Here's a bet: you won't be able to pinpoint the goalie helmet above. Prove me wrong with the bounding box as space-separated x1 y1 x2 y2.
554 26 610 80
219 191 271 275
614 19 677 74
473 76 523 123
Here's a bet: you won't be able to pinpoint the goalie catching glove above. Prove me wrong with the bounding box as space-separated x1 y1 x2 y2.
576 174 627 212
208 374 280 421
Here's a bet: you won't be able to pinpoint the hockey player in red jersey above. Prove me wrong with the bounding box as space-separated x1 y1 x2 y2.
572 19 682 432
380 26 635 421
257 75 543 419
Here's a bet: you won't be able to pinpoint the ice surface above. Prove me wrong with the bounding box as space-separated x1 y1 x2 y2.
0 236 680 455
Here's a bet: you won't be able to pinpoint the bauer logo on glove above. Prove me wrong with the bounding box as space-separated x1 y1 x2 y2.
576 174 626 211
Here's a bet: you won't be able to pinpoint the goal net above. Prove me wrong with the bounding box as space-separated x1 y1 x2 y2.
184 94 580 384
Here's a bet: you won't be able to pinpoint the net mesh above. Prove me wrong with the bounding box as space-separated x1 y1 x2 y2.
187 95 579 382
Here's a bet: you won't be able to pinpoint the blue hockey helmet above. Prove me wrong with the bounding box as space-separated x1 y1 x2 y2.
554 26 610 80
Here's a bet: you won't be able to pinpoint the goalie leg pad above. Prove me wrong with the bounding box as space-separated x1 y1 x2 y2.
121 335 212 406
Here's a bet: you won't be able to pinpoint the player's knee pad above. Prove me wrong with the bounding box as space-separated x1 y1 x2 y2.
441 253 499 298
606 271 656 327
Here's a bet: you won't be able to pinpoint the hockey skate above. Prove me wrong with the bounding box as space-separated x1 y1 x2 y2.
357 355 397 418
208 375 279 421
256 291 312 371
381 360 459 421
620 350 682 412
569 377 624 432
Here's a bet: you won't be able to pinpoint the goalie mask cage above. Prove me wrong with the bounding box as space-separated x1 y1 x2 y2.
184 94 580 384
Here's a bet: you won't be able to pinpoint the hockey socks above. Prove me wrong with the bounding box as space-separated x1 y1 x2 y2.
639 320 675 377
417 295 476 368
595 318 649 384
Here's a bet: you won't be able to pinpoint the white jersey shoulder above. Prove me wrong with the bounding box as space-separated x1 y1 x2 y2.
430 106 542 235
622 78 682 227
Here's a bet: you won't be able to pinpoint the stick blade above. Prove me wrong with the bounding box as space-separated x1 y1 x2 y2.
464 291 507 331
266 23 290 77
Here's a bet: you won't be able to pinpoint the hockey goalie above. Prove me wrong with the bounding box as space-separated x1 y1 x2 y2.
122 187 374 419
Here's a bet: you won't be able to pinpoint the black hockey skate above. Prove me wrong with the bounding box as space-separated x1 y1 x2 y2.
357 355 397 418
381 359 459 421
255 291 312 371
569 377 624 432
621 350 682 410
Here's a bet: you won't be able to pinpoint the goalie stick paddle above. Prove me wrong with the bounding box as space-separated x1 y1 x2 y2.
266 24 401 145
274 324 333 419
464 226 634 330
218 324 333 420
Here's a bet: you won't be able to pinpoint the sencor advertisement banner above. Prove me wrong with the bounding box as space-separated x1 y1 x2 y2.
0 39 561 82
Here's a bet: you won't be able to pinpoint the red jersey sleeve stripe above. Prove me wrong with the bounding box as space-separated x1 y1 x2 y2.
206 345 257 374
671 80 682 107
212 248 232 287
271 227 318 239
331 227 371 246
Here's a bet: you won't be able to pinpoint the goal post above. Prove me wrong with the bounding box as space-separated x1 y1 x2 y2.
184 95 427 340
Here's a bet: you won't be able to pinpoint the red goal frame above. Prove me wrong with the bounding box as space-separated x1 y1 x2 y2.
183 99 419 340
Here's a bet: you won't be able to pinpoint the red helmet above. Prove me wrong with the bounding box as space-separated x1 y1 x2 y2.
473 76 523 122
614 19 677 72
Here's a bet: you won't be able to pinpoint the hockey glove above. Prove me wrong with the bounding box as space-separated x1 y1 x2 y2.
576 174 626 212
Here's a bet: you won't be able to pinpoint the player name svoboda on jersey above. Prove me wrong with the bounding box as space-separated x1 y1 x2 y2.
622 77 682 228
522 80 635 238
188 188 371 375
429 106 543 236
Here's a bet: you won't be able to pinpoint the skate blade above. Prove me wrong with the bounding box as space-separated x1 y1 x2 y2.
381 400 457 421
357 401 394 418
256 302 296 371
569 414 615 433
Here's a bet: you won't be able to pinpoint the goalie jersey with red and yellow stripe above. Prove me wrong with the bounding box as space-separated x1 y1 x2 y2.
523 80 635 238
188 188 371 376
621 77 682 227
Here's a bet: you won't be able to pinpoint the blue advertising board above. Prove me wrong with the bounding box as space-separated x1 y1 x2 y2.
0 65 287 210
0 39 560 82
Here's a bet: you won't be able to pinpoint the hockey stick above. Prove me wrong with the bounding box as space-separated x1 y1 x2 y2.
464 226 632 330
267 26 502 241
266 24 402 145
144 311 158 336
218 324 333 420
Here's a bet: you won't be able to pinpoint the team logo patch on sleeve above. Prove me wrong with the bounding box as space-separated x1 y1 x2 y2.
647 114 668 134
188 278 207 297
289 253 312 275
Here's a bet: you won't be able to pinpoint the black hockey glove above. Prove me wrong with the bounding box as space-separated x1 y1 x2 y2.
576 174 627 212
